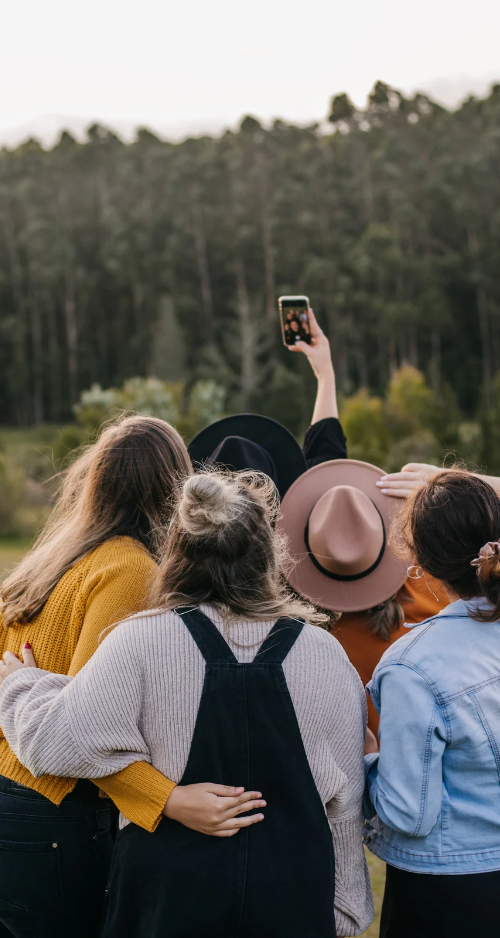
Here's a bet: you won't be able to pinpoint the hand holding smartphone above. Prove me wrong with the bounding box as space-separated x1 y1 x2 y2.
278 296 312 346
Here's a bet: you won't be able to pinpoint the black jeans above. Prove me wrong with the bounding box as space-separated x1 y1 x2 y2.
0 775 114 938
381 862 500 938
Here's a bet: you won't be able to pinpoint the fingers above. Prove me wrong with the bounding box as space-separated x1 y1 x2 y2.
21 644 36 667
3 651 20 665
401 463 437 472
379 487 414 498
307 308 322 336
205 784 245 797
216 790 263 811
233 790 262 805
222 798 266 818
377 472 417 483
216 812 265 833
288 341 310 354
376 479 420 489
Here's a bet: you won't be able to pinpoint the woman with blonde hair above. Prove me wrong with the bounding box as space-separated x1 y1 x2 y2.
0 469 373 937
0 416 263 938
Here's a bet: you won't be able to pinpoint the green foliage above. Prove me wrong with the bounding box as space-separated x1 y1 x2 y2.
328 93 356 124
74 376 226 439
341 390 389 466
0 362 492 538
0 454 26 537
341 365 483 472
0 427 58 539
51 425 90 465
477 374 500 472
385 365 434 440
1 81 500 451
251 364 306 438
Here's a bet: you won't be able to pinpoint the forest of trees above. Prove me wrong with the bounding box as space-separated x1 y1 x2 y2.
1 80 500 453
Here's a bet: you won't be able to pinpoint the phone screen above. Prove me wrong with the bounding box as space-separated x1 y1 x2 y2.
279 298 311 346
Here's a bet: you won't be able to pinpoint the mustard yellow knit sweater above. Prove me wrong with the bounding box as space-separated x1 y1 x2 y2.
0 537 175 831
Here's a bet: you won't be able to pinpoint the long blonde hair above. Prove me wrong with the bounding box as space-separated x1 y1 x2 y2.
1 415 192 627
151 469 328 627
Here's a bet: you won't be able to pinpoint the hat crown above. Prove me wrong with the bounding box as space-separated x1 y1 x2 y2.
308 485 384 577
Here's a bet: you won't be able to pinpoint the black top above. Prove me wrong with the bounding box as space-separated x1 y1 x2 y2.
303 417 347 467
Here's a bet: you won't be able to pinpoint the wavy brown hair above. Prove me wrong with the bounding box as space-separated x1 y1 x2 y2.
366 595 405 641
396 468 500 622
151 469 328 627
0 415 191 627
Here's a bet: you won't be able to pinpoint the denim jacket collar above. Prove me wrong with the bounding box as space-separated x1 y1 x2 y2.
405 596 493 627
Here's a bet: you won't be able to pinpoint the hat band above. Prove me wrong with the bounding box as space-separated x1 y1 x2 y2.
304 501 386 582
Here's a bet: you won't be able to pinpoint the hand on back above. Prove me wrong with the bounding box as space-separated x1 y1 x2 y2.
0 644 37 684
164 783 266 837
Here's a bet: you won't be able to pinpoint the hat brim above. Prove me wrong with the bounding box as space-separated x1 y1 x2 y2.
189 414 307 498
277 459 407 612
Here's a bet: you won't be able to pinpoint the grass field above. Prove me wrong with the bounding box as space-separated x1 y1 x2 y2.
0 537 386 934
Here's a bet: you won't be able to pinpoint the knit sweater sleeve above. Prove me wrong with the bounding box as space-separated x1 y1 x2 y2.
325 649 374 936
0 619 155 781
69 543 175 831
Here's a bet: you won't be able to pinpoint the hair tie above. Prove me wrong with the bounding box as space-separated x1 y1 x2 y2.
471 540 500 568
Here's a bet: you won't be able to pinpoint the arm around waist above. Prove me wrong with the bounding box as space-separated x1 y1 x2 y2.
0 622 153 780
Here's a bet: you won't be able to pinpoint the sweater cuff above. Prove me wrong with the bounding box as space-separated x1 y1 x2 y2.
93 761 176 832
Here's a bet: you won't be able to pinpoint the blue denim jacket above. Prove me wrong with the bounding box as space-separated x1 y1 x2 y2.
364 598 500 873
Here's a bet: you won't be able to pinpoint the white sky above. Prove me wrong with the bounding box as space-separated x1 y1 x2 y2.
2 0 499 135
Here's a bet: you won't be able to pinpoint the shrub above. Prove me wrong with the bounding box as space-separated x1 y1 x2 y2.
74 376 226 441
341 389 389 467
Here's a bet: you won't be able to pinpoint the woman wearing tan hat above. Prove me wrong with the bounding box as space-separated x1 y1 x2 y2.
277 458 448 734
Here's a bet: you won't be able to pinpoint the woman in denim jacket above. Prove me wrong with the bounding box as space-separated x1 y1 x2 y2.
364 470 500 938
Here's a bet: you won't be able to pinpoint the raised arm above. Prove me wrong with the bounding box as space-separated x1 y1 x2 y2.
289 308 339 422
289 309 347 466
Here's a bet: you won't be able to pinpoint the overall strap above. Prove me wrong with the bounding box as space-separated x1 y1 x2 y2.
255 617 305 664
175 607 238 664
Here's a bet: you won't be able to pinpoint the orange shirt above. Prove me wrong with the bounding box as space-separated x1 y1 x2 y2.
332 574 449 734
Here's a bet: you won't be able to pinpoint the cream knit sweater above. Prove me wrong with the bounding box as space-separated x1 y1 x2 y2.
0 604 373 936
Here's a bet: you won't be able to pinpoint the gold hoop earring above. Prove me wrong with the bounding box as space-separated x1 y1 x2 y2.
407 564 424 579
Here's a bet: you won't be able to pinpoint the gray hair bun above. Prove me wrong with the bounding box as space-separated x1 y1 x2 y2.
178 474 246 537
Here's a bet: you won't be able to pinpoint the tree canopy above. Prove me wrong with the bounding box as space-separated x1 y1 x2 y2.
1 81 500 463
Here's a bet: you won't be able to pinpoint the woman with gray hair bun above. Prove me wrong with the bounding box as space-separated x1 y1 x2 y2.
0 469 373 937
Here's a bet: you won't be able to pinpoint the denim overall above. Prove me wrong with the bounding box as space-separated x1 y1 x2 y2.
102 607 336 938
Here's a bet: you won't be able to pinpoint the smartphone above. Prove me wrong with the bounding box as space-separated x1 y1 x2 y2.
278 296 312 346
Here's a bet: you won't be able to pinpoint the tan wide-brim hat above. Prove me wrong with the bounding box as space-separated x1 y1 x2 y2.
277 459 407 612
